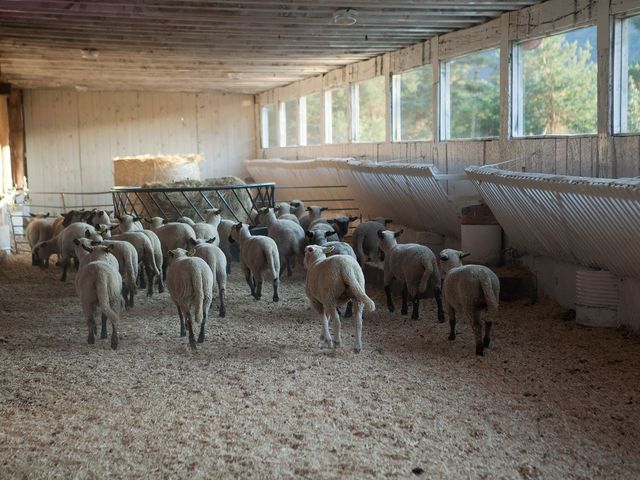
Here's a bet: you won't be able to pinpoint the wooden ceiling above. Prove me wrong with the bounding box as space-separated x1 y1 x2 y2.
0 0 542 94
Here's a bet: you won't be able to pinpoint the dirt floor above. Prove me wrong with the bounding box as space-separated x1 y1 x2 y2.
1 252 639 479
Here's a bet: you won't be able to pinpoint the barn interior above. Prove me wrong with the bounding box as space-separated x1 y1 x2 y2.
1 0 640 478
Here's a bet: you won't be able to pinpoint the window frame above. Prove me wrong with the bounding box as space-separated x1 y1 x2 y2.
391 64 434 143
511 24 599 139
324 87 351 145
613 12 640 135
352 75 387 144
439 47 501 141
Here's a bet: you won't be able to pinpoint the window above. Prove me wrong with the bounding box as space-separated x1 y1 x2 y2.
614 14 640 133
325 87 349 144
354 76 386 142
513 26 597 136
441 48 500 140
301 93 321 145
260 104 278 148
392 65 433 141
281 99 299 147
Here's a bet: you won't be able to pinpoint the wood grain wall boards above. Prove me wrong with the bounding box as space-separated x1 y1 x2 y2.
23 90 255 208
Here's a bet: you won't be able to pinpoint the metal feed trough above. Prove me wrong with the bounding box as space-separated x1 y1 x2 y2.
111 182 275 225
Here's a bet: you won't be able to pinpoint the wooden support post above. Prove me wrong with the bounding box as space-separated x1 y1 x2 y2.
8 89 25 189
0 94 12 194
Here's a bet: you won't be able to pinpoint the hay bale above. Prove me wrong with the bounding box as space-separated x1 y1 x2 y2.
139 176 256 223
113 154 202 186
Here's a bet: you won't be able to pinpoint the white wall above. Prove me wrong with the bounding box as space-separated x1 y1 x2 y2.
23 90 256 200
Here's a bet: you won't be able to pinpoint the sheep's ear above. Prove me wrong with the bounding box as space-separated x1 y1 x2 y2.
385 218 393 225
187 249 196 257
320 207 328 212
162 219 168 224
73 238 80 245
325 230 336 238
187 237 196 246
323 246 335 255
109 225 117 231
132 216 142 222
306 206 311 212
228 236 235 244
440 253 449 261
105 245 115 254
107 210 113 216
305 231 314 239
85 229 92 238
349 216 359 222
81 244 93 253
460 251 471 258
215 209 222 214
91 240 101 246
377 229 384 239
206 237 216 244
168 250 176 258
394 229 404 238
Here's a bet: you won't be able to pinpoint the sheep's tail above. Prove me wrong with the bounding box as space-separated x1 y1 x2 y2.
96 272 120 329
125 259 137 294
419 256 439 294
479 271 499 316
353 233 365 264
142 238 160 276
344 268 375 313
266 247 280 279
192 272 206 328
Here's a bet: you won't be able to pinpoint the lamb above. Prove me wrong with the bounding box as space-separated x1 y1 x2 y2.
300 205 328 231
109 231 160 297
110 215 164 293
58 223 104 281
257 207 305 277
303 245 375 353
26 214 54 265
377 229 444 322
90 238 139 309
32 237 60 269
187 237 227 317
193 208 222 245
274 205 300 224
351 218 392 264
217 219 235 274
73 238 119 271
147 217 197 254
229 222 280 302
74 244 122 350
87 209 112 228
327 215 359 240
165 248 214 348
290 200 305 219
305 222 339 244
177 216 196 227
275 201 291 216
439 249 500 356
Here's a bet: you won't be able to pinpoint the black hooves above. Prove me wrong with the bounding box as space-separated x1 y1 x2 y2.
273 296 279 302
475 345 484 356
483 338 491 348
111 336 119 350
180 331 186 337
87 335 95 345
401 308 408 315
387 305 395 313
100 331 108 340
219 307 226 317
448 334 456 341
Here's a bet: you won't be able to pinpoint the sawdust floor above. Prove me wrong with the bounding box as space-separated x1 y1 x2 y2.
1 253 639 479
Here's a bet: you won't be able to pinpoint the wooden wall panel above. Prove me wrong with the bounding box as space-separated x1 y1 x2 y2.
24 89 255 204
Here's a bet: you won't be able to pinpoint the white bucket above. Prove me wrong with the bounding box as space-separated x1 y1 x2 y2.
575 267 619 327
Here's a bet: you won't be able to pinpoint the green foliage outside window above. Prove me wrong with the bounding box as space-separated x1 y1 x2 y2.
283 99 298 146
305 93 321 145
521 27 597 135
625 15 640 132
328 87 349 144
356 76 386 142
449 48 500 139
395 65 433 141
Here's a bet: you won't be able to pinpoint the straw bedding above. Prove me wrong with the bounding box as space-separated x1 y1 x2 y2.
1 253 639 479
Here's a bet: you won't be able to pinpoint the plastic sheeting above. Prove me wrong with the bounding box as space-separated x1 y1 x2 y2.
466 166 640 279
245 158 470 237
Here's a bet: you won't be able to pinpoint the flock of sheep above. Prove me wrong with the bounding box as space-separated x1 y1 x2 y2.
24 201 500 356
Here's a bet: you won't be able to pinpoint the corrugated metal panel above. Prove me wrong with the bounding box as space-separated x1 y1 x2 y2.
466 165 640 279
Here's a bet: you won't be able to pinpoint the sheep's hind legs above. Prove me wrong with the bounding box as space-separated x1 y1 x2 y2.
483 321 492 348
321 311 333 349
410 297 420 320
272 278 279 302
434 287 445 323
447 306 456 341
401 284 409 315
110 325 119 350
186 312 196 349
197 308 206 344
384 285 395 312
354 302 364 353
473 312 484 356
177 306 186 337
87 313 96 345
330 308 342 348
100 313 108 339
344 301 353 318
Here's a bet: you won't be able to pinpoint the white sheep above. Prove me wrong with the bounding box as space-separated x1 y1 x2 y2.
193 208 222 245
306 222 339 244
304 245 375 353
114 214 144 232
229 222 280 301
58 222 104 281
91 238 139 309
257 207 305 277
32 237 60 268
290 200 305 219
165 248 214 348
311 215 359 241
187 237 228 318
109 231 160 297
177 216 196 227
275 201 291 216
439 249 500 356
73 238 119 271
300 205 328 231
26 214 54 266
87 209 112 228
74 244 122 349
148 217 197 255
274 205 301 224
351 218 393 264
377 229 444 322
217 219 235 274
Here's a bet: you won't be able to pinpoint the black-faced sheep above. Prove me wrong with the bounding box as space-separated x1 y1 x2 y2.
304 245 375 353
166 248 214 348
439 249 500 356
377 229 444 322
229 222 280 302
